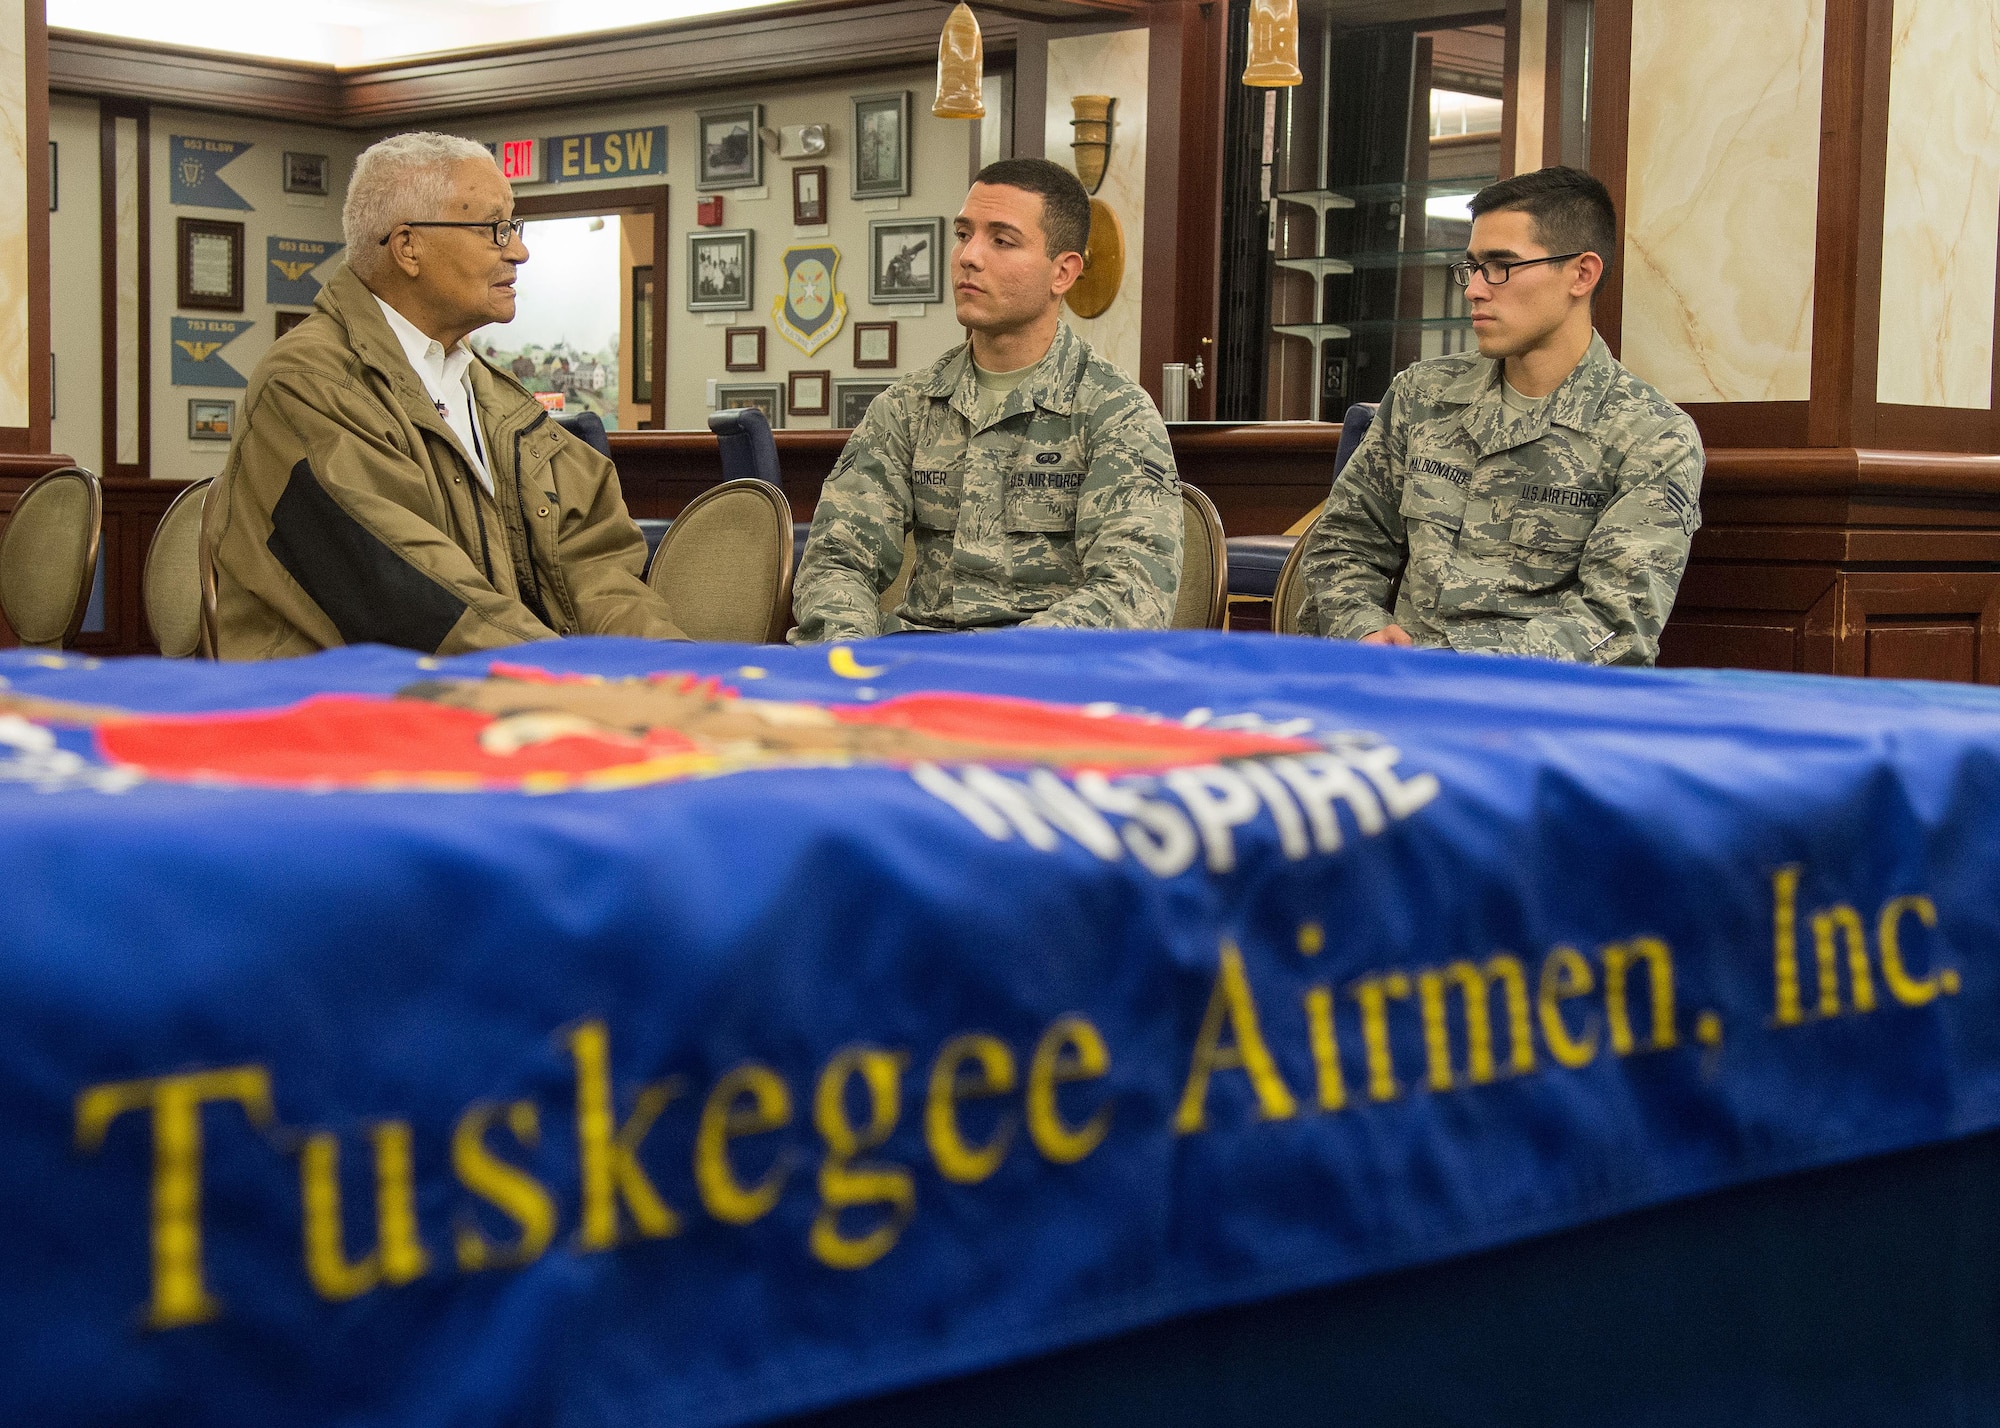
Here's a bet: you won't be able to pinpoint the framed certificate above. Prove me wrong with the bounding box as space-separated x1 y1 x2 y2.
788 369 830 417
725 326 766 372
177 218 244 312
853 321 897 368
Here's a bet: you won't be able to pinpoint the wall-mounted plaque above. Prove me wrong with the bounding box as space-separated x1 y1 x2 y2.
188 397 236 441
725 326 766 372
697 105 763 190
853 321 897 369
793 164 827 226
689 229 753 311
868 217 944 305
851 91 911 199
282 152 329 196
177 218 245 312
833 378 891 428
716 381 783 428
788 369 831 417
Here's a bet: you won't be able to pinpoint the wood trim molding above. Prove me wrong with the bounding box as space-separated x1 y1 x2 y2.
1139 0 1225 416
48 2 1067 128
2 0 53 456
97 98 148 482
1497 0 1521 179
1703 446 2000 498
510 185 670 430
1584 0 1632 359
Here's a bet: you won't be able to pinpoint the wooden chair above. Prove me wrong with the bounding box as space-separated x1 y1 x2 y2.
646 478 794 642
1271 537 1312 635
142 477 213 658
1174 483 1229 630
878 530 917 616
0 466 102 651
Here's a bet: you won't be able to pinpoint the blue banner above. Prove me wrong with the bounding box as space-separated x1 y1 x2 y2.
170 135 253 211
1 632 1997 1425
265 235 342 306
170 316 253 388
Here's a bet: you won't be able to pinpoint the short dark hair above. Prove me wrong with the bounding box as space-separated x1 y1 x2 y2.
1468 165 1618 282
970 157 1091 260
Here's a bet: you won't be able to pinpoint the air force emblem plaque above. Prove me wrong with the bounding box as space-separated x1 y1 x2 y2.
773 245 846 356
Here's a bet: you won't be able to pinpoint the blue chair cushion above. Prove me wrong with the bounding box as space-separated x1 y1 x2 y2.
1225 535 1297 599
555 411 613 459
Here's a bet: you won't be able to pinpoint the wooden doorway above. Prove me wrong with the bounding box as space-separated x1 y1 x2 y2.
510 185 668 430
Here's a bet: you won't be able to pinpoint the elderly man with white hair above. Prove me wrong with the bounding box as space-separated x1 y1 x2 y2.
204 132 685 658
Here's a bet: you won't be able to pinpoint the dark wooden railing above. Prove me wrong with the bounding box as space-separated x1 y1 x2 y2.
8 434 2000 684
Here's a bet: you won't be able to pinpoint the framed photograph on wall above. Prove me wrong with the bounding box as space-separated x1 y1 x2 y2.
283 152 329 196
274 310 311 339
792 164 828 227
176 217 244 311
698 105 763 190
632 265 654 401
725 326 766 371
188 397 236 441
851 91 911 199
833 378 892 428
688 229 753 311
867 217 944 304
853 320 897 368
788 369 831 417
716 381 783 428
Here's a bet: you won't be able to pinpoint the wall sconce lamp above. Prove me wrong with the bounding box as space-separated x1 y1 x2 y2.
934 3 985 118
1070 95 1115 194
1242 0 1302 87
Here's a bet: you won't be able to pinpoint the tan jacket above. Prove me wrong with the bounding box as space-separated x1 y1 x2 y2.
204 265 683 659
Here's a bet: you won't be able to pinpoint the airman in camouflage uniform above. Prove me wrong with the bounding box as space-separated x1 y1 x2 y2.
1298 334 1702 665
792 156 1181 643
793 321 1180 641
1300 163 1703 666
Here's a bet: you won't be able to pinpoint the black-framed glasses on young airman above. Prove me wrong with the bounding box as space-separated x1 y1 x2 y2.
1447 252 1584 287
377 219 529 248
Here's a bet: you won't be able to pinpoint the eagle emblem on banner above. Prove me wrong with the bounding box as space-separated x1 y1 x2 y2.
170 316 253 388
773 245 846 356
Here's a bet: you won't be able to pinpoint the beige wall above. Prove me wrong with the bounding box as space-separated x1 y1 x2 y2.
1619 0 1824 405
143 108 364 482
452 69 980 430
1876 0 2000 410
0 0 28 432
1044 28 1148 381
50 95 100 472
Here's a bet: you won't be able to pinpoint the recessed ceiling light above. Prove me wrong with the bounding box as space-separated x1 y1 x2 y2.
50 0 781 67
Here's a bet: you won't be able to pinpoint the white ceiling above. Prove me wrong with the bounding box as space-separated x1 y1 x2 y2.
50 0 783 67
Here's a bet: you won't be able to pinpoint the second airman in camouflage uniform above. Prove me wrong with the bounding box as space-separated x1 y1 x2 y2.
793 320 1181 641
793 156 1181 642
1298 334 1702 663
1299 164 1703 666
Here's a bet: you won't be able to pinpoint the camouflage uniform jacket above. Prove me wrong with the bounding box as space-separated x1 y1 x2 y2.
1297 333 1703 665
791 321 1182 642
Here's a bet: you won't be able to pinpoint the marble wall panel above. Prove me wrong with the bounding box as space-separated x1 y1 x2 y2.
1045 29 1148 382
114 116 139 467
1876 0 2000 410
0 0 28 431
1513 0 1547 177
1621 0 1824 405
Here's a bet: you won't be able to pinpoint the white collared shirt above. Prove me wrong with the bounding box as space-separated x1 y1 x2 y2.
374 294 493 493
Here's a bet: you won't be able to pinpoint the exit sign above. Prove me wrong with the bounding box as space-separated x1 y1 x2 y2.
497 138 539 184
